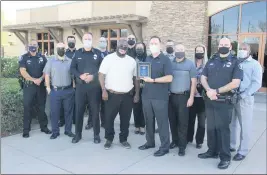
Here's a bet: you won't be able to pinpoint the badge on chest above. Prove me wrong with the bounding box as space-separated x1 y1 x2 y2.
39 57 44 64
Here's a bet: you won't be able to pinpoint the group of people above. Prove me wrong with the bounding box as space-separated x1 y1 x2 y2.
18 32 262 170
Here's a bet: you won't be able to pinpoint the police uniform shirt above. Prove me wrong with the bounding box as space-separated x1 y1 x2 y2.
100 50 109 59
202 54 243 91
70 48 103 84
142 53 173 101
99 52 137 93
65 48 76 59
127 47 136 59
19 52 47 80
43 56 72 87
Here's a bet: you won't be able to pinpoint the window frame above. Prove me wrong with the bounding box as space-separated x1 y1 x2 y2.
36 32 54 55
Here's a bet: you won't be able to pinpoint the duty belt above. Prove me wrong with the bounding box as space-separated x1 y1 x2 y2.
24 80 34 85
171 91 190 95
52 85 72 91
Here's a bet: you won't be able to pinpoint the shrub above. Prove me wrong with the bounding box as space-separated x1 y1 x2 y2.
0 57 19 78
0 78 23 136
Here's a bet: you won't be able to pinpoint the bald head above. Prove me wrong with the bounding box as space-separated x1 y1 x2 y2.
56 42 65 48
218 37 232 56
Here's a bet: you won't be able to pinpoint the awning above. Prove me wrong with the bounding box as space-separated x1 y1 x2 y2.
2 14 147 31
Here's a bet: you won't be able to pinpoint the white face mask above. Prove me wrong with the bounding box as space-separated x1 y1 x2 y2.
149 45 160 54
237 50 248 59
83 40 92 49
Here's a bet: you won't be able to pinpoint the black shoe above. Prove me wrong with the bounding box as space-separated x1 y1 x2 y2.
178 149 185 156
22 133 29 138
218 160 231 169
169 142 178 149
230 148 236 152
104 140 112 150
198 152 219 159
134 130 140 134
140 131 145 135
154 149 169 157
121 141 131 149
41 128 52 134
58 121 65 127
64 131 75 137
85 123 93 130
196 144 202 149
94 137 101 144
72 135 81 143
50 133 60 139
155 128 159 133
233 153 246 161
138 144 155 150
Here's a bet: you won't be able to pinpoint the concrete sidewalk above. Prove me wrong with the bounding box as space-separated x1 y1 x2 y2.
1 96 266 174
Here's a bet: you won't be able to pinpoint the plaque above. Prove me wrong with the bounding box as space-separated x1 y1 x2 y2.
137 62 151 78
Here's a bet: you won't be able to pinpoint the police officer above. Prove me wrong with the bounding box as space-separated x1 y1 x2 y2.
86 36 109 129
198 38 243 169
70 32 103 144
138 36 173 157
44 43 75 139
230 43 262 161
127 34 136 58
58 36 77 127
19 39 51 138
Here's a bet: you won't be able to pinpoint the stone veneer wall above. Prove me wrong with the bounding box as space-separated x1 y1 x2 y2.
142 1 209 60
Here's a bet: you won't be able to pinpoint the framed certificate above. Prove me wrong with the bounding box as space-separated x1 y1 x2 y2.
137 62 151 78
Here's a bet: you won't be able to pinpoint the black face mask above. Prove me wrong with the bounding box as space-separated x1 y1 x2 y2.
175 52 185 59
136 48 144 56
128 40 135 46
166 47 174 54
57 48 65 57
218 47 230 55
116 46 128 58
68 42 75 49
195 53 204 59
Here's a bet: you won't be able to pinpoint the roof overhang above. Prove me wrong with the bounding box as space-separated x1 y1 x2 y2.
3 14 148 31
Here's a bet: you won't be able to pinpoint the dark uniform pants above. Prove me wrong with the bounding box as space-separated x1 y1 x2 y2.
75 84 100 137
133 88 145 128
59 98 75 124
87 90 105 126
142 98 170 151
205 99 233 161
105 91 133 142
187 97 206 144
23 84 48 133
168 94 190 150
50 88 74 134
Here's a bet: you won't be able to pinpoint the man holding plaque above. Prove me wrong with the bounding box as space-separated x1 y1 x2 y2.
138 36 173 157
99 38 140 150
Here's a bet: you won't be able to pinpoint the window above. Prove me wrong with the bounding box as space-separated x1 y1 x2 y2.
208 35 238 58
100 29 128 52
209 6 239 34
241 1 267 33
36 33 54 56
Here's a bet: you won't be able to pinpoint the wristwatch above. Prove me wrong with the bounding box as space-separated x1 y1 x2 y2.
216 89 219 94
39 77 44 81
153 79 155 83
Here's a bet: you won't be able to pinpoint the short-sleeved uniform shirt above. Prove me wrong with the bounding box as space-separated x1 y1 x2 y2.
19 52 47 85
142 53 173 101
70 48 103 85
65 48 76 59
202 54 243 94
43 56 72 87
170 58 196 93
99 53 137 93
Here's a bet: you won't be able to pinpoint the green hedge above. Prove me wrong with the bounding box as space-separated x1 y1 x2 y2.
1 78 23 136
1 57 19 78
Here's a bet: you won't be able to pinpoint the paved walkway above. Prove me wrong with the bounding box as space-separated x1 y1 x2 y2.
1 95 266 174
